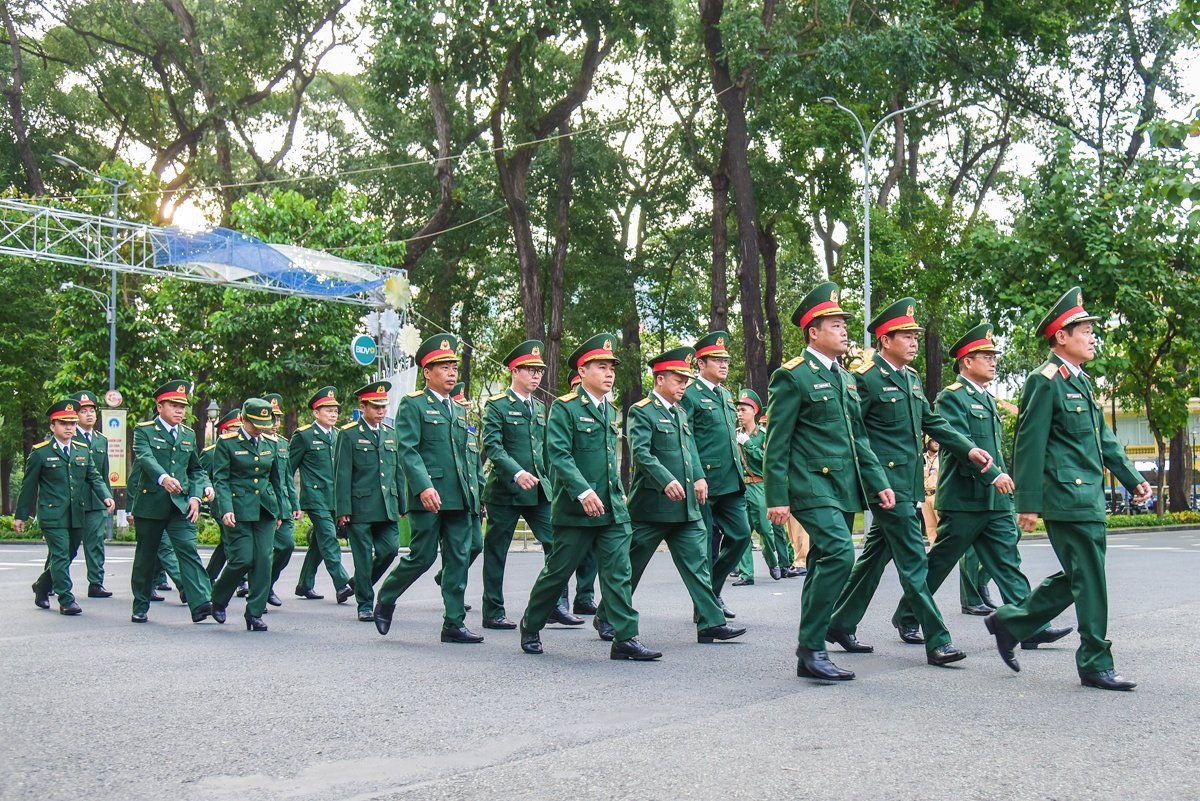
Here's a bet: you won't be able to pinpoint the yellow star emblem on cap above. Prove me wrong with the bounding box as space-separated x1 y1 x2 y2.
604 339 612 350
986 328 993 339
531 345 541 356
440 339 450 350
906 305 915 317
327 389 335 397
177 384 185 392
81 394 90 402
716 336 725 347
830 289 838 302
377 385 384 392
1077 290 1084 304
65 403 74 412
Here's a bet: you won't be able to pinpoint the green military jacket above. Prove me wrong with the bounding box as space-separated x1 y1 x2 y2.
934 379 1009 512
546 389 629 527
274 429 300 515
73 428 111 511
393 388 479 515
626 393 704 523
852 353 983 503
737 425 767 480
15 438 111 528
213 429 286 521
200 444 217 517
764 348 888 513
680 379 744 496
1014 353 1142 522
130 418 211 519
481 388 548 507
333 417 407 522
290 423 337 512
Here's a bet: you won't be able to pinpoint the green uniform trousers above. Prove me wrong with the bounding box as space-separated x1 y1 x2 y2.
995 519 1112 673
295 512 350 591
597 519 725 631
792 507 856 650
131 515 212 616
959 546 992 606
154 531 184 589
700 490 753 596
205 524 228 581
377 509 471 629
33 526 84 607
894 510 1038 634
80 509 107 587
830 502 951 652
522 522 638 641
346 521 399 613
270 517 295 588
737 482 792 579
211 518 275 617
481 502 593 619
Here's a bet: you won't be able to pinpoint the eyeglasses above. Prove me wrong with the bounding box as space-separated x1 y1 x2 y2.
969 353 998 363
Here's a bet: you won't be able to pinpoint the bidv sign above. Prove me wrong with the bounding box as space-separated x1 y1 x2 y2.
351 334 378 366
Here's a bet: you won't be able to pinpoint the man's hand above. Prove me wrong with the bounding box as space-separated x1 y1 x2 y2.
292 510 303 521
186 497 201 523
161 476 183 494
338 515 350 526
480 505 487 519
1132 481 1153 505
103 498 116 512
12 519 24 533
663 480 685 501
222 512 237 527
420 487 442 513
877 489 896 510
514 471 539 491
203 487 215 502
993 473 1015 494
736 431 750 444
694 478 709 506
1017 513 1038 532
580 491 605 517
767 506 790 525
276 519 282 530
967 448 994 470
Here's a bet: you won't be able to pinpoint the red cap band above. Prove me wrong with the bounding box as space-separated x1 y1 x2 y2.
651 359 692 373
738 397 760 414
156 390 188 403
875 315 918 336
799 300 845 331
695 344 728 358
49 409 78 421
1044 306 1085 339
509 353 545 369
420 348 456 367
577 347 615 367
955 338 995 359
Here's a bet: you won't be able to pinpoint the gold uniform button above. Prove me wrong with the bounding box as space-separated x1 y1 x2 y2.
253 478 259 483
1075 479 1082 485
254 489 260 494
888 461 895 467
821 467 829 474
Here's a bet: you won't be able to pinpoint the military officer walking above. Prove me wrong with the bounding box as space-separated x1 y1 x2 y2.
374 335 481 643
203 409 242 583
263 393 303 607
520 334 661 661
985 288 1151 690
128 381 216 624
291 387 353 602
211 398 288 631
764 284 894 681
594 348 745 644
733 389 794 582
66 391 114 598
891 324 1073 649
334 382 403 621
15 399 115 614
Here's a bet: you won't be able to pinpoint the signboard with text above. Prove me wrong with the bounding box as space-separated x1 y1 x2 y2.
102 409 128 488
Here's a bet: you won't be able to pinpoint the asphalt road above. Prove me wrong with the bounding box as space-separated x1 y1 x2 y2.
2 529 1198 801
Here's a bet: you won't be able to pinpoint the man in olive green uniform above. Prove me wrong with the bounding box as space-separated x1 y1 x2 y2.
479 341 584 629
292 387 353 602
68 391 114 598
203 410 242 582
892 324 1073 649
263 393 302 607
521 334 660 661
681 332 748 616
375 335 481 643
732 389 793 583
211 398 288 630
16 399 115 614
443 381 485 614
129 381 216 624
558 369 599 614
985 288 1150 690
335 382 404 622
827 298 991 666
595 348 745 644
764 284 895 681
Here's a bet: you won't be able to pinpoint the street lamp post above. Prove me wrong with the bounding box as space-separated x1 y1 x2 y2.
818 96 939 351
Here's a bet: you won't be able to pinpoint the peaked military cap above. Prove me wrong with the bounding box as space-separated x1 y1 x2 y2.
504 340 547 370
308 386 339 410
154 379 192 404
569 333 620 368
217 409 242 432
949 323 999 361
694 331 731 359
791 281 850 328
70 391 98 408
451 382 467 403
48 398 80 422
1037 286 1100 340
735 388 763 414
567 368 581 389
869 297 924 337
416 333 459 367
262 392 285 416
355 381 391 407
241 398 274 427
648 346 696 377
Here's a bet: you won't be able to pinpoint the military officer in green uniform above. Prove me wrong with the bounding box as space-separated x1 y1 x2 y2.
66 391 113 598
292 387 353 602
561 369 600 614
681 331 749 616
479 340 584 629
764 283 895 681
827 298 991 666
892 324 1073 649
16 399 115 614
985 287 1150 690
452 381 485 584
334 382 403 622
595 348 745 644
374 334 482 643
732 389 793 583
211 398 288 631
203 410 242 582
520 334 661 660
262 393 302 607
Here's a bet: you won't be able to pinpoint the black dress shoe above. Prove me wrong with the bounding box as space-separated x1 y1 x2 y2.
1080 669 1136 691
267 591 282 607
374 602 396 635
358 609 375 622
483 616 518 630
1021 625 1074 650
547 606 584 626
788 566 807 577
826 630 874 653
295 587 324 600
978 585 999 609
60 602 82 616
796 647 854 681
927 643 967 666
984 612 1020 672
441 626 484 643
244 614 268 631
573 599 598 615
890 616 924 644
190 601 213 623
465 603 472 612
593 616 616 641
149 592 164 602
611 638 662 661
178 589 187 605
731 577 754 586
698 624 747 643
717 597 736 619
211 605 227 624
520 622 543 654
88 584 113 598
155 582 171 591
130 612 148 623
235 583 249 598
961 603 993 616
770 567 783 581
33 583 50 609
336 585 354 604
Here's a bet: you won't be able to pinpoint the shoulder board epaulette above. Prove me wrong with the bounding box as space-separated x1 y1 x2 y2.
489 393 506 402
1039 363 1058 380
203 443 217 452
906 365 918 374
382 422 394 430
558 392 578 402
406 390 423 398
853 361 875 374
783 356 805 370
633 398 652 408
179 423 193 432
32 440 49 449
296 423 312 432
340 421 359 430
262 433 278 441
946 382 962 391
136 420 156 427
220 431 240 439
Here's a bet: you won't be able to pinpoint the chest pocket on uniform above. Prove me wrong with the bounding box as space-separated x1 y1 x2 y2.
875 392 904 422
968 409 991 438
1060 400 1093 434
422 415 449 441
808 390 839 422
575 418 600 450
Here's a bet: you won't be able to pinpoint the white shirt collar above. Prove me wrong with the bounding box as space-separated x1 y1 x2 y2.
315 423 332 434
804 347 836 370
879 353 906 373
77 426 94 436
698 376 719 392
54 437 73 450
510 387 532 404
583 389 606 408
961 374 990 395
652 390 675 410
157 416 176 434
428 388 450 403
1057 356 1083 376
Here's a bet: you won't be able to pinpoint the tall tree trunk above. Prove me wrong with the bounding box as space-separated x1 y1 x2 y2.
1 0 45 195
1 455 12 514
460 301 474 393
923 325 943 403
1168 427 1190 513
1153 429 1166 515
758 217 782 371
709 157 730 330
402 81 460 270
546 121 573 395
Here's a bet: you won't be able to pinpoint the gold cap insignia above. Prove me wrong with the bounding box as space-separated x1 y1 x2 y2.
531 345 540 356
271 399 280 410
830 290 838 302
1077 290 1084 304
603 339 612 351
327 389 335 397
440 339 450 350
81 394 90 402
906 305 915 317
377 385 385 393
716 336 725 347
986 328 993 339
65 403 74 412
177 384 185 392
